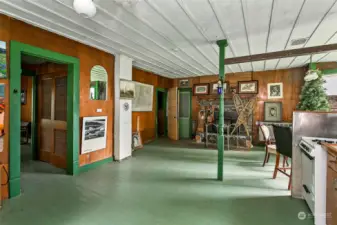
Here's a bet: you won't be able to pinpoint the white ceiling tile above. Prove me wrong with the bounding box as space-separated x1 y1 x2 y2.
286 0 336 50
241 0 273 54
1 0 336 78
265 59 279 71
252 61 265 71
267 0 305 52
318 51 337 62
276 57 295 69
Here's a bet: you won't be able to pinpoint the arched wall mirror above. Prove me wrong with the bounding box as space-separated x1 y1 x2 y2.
90 65 108 100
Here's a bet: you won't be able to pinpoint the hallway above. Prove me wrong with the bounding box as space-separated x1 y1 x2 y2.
0 140 312 225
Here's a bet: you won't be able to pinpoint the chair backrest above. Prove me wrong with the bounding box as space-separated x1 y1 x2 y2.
273 125 292 158
260 125 270 141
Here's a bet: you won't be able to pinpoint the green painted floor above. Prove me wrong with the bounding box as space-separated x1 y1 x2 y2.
0 139 313 225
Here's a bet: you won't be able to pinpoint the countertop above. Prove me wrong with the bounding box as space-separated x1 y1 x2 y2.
322 143 337 156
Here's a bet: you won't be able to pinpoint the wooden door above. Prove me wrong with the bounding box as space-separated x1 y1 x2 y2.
168 88 178 140
38 74 67 169
179 90 191 139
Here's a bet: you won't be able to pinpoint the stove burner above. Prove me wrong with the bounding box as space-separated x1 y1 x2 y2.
312 139 336 145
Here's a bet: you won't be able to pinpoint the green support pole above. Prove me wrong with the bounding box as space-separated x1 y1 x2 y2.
216 40 228 181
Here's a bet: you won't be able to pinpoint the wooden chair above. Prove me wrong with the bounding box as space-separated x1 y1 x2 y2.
260 125 277 167
272 125 292 190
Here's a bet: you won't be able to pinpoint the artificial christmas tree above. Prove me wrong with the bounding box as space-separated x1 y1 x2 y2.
297 69 330 112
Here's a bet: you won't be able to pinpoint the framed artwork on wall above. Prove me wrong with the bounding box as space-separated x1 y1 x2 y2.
193 83 209 95
268 83 283 99
0 41 7 79
132 132 143 150
81 116 108 154
179 79 190 88
264 102 282 122
238 80 258 94
210 81 229 94
120 79 135 99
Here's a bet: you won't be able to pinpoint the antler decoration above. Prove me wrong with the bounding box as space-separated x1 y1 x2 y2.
231 94 257 137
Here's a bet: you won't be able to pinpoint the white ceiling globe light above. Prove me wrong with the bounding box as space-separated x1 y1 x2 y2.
73 0 97 18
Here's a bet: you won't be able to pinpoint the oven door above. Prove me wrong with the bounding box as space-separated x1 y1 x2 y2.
301 150 315 214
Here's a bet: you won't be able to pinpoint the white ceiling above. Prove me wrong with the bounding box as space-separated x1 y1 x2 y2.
1 0 337 78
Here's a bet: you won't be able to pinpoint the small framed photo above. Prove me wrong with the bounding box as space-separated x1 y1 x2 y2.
238 80 258 94
120 79 135 99
193 83 209 95
210 81 229 94
268 83 283 99
21 90 27 105
264 102 282 122
132 132 143 150
179 79 190 88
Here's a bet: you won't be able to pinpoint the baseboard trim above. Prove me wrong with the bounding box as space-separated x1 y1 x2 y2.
78 157 113 174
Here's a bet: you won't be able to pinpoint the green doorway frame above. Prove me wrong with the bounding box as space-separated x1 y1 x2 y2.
178 88 192 139
9 41 80 198
155 88 168 138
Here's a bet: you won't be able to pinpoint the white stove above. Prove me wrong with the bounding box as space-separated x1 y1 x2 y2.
299 137 337 157
299 137 337 225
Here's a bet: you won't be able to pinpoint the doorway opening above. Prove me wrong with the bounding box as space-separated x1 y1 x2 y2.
156 88 167 138
178 88 192 139
20 54 69 180
9 41 80 198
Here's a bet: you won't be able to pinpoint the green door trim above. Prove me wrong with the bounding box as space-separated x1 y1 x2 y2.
309 63 337 75
9 41 80 198
178 88 192 139
155 88 168 139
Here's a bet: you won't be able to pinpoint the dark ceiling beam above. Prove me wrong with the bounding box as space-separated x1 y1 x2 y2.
224 43 337 65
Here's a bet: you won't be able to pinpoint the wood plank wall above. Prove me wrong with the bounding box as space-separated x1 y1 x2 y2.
0 14 114 199
132 68 173 143
173 68 306 143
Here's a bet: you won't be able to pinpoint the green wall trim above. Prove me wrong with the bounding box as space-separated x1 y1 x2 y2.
9 41 80 198
155 88 168 139
322 68 337 75
309 62 337 75
178 88 192 139
78 157 113 174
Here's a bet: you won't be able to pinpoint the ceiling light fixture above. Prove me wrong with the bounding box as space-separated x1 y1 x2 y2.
73 0 97 18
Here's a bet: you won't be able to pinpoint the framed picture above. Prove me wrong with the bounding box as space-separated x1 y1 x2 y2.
210 81 229 94
268 83 283 99
21 90 27 105
132 132 143 150
0 41 7 79
81 116 108 154
179 79 189 88
264 102 282 122
238 80 258 94
120 79 135 99
193 83 209 95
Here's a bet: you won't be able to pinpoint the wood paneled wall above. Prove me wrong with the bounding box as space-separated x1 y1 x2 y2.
0 14 114 199
21 76 33 122
132 68 173 143
174 68 306 143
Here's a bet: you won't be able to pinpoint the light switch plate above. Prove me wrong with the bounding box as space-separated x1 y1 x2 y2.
96 109 102 113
